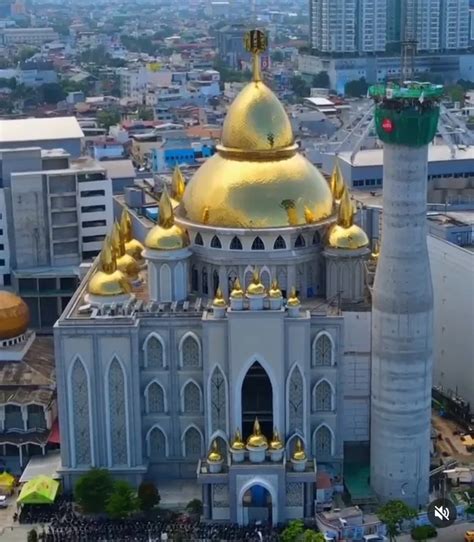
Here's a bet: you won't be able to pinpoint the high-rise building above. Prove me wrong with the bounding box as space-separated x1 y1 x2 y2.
440 0 469 50
358 0 387 53
402 0 441 51
386 0 402 46
310 0 357 53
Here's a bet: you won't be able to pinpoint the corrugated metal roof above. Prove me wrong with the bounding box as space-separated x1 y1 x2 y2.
0 116 84 144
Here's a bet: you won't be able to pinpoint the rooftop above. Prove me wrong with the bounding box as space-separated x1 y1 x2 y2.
101 159 135 180
0 117 84 144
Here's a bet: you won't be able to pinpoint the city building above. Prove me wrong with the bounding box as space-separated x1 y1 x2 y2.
309 0 357 54
55 34 437 523
0 27 58 46
0 144 114 330
0 290 56 472
216 24 252 69
150 139 215 173
440 0 469 51
358 0 387 54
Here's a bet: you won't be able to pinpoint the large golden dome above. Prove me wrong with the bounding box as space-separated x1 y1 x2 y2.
180 36 334 229
0 291 29 340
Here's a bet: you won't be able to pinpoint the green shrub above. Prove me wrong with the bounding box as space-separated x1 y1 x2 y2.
411 524 437 540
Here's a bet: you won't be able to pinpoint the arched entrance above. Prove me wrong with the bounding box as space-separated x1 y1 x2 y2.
241 362 273 438
242 485 272 525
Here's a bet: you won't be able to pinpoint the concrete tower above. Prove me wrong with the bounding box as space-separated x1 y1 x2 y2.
369 83 442 507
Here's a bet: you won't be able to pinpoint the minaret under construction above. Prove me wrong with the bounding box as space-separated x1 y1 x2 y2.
369 83 442 507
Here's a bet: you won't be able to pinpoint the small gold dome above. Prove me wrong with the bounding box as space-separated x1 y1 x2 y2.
88 239 132 297
230 278 244 299
246 269 265 296
246 417 268 448
213 287 227 308
0 291 29 340
145 188 190 250
292 438 307 461
179 31 334 229
327 186 369 250
111 223 139 281
287 286 300 307
120 209 145 263
207 440 223 463
231 428 245 450
371 241 380 260
268 279 282 299
269 429 284 450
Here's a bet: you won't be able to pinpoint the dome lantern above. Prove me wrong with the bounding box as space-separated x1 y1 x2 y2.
0 291 29 341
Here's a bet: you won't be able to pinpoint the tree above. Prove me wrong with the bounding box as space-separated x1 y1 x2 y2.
137 106 154 121
27 529 38 542
138 481 160 512
41 83 66 104
106 480 138 519
281 519 305 542
345 77 369 98
185 498 203 516
445 84 466 105
291 75 310 98
271 50 284 63
312 71 330 89
303 530 325 542
74 468 114 514
97 109 121 130
377 500 417 542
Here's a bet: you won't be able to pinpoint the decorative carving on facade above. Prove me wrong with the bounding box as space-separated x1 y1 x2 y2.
288 365 304 432
210 366 227 434
71 359 91 466
286 482 303 506
108 359 128 465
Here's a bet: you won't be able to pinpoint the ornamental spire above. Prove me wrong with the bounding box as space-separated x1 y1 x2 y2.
171 165 185 202
244 29 268 83
337 186 354 229
330 159 345 201
158 187 175 229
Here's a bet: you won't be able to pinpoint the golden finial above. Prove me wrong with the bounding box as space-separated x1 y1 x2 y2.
246 417 268 448
269 428 283 450
247 268 265 296
287 286 300 307
120 208 132 242
171 165 185 202
330 159 345 201
99 236 117 273
230 277 244 299
304 206 316 224
158 187 175 228
110 222 139 280
213 286 227 308
244 29 268 83
371 240 380 260
338 186 354 229
114 221 126 256
268 279 282 299
88 236 132 296
207 440 223 463
292 438 307 461
231 428 245 450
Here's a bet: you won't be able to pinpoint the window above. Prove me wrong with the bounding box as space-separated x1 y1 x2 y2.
202 268 208 295
313 232 320 245
80 189 105 198
183 426 202 458
19 278 37 293
147 382 165 413
194 233 203 246
181 335 201 368
39 278 56 291
0 259 4 266
210 235 222 248
314 425 332 457
251 236 265 250
191 266 198 291
273 235 286 249
81 205 106 213
230 236 242 250
148 427 166 459
146 336 164 368
295 234 305 248
82 219 107 228
313 333 333 366
183 381 201 413
60 277 77 290
314 380 333 411
83 234 106 243
3 274 11 286
0 244 4 250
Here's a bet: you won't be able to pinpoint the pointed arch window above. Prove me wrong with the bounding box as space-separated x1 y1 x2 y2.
210 366 227 434
313 333 333 366
202 267 208 295
314 380 333 412
181 334 201 368
194 233 203 246
148 426 167 459
251 236 265 250
288 366 304 433
273 235 286 249
107 359 128 466
145 335 164 368
212 269 219 293
70 358 91 466
147 382 165 413
230 236 243 250
313 231 321 245
191 265 199 291
183 426 202 457
211 235 222 248
183 381 202 413
314 425 333 457
295 234 306 248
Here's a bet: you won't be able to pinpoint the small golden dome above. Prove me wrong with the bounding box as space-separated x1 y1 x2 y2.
327 186 369 250
207 440 223 463
246 417 268 448
120 209 144 263
230 278 244 299
111 223 139 281
213 287 227 308
371 241 380 260
292 438 307 461
170 165 186 208
145 188 190 250
287 286 300 307
269 429 284 450
88 238 132 297
0 291 29 340
246 269 265 296
179 30 334 229
330 160 345 201
268 279 282 299
231 428 245 450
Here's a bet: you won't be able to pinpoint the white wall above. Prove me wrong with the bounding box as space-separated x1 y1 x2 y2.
428 235 474 406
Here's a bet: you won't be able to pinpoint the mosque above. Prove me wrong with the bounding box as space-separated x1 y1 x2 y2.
54 30 376 525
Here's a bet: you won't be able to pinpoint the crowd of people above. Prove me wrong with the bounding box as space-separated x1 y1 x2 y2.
19 499 283 541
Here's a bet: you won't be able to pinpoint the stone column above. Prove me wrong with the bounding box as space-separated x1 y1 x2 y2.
203 484 211 520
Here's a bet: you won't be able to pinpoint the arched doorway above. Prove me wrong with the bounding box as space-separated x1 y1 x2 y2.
241 362 273 438
242 485 272 525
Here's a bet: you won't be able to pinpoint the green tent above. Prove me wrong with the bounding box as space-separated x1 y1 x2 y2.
17 475 59 504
